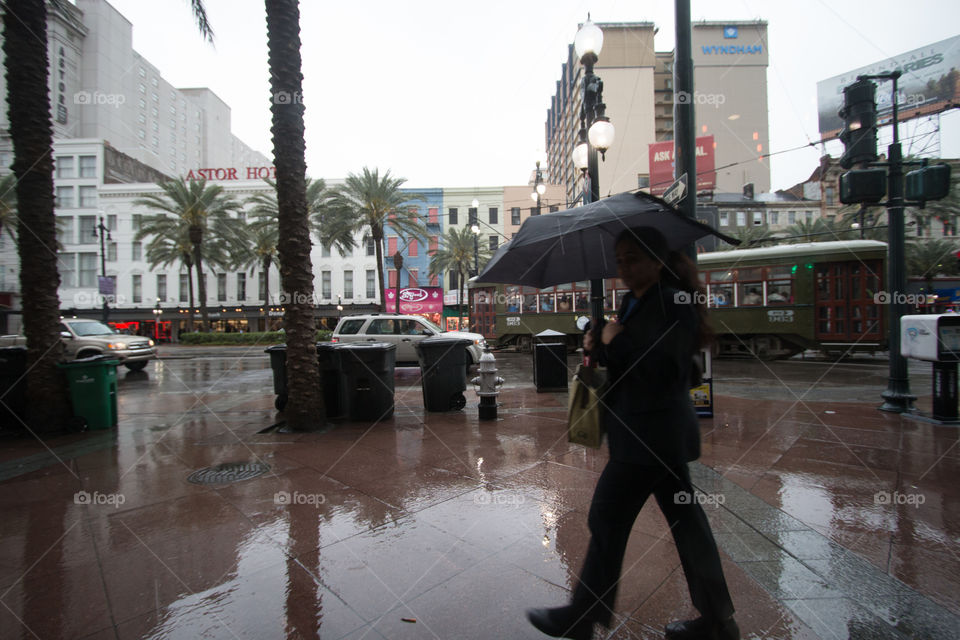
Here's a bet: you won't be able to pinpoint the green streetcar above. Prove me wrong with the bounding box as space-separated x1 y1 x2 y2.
469 240 888 359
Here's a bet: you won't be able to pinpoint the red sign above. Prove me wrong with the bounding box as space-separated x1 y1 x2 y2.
385 287 444 314
648 136 716 195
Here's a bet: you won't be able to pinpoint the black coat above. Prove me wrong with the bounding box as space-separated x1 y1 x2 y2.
599 283 701 466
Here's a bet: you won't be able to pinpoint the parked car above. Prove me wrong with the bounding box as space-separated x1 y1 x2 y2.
0 318 158 371
331 313 486 366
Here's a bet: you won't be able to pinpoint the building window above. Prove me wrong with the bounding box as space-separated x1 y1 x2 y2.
530 206 540 216
488 207 498 224
217 273 227 301
736 211 746 226
107 215 117 231
468 207 478 226
107 242 117 261
408 270 418 287
550 205 559 213
489 236 498 251
156 274 167 302
365 236 375 256
78 215 96 243
753 211 763 226
78 185 97 208
56 156 75 178
805 211 813 222
78 253 97 287
429 274 438 287
179 273 189 302
366 270 376 298
788 211 796 225
60 253 76 287
132 273 143 304
428 207 439 224
825 186 836 206
511 207 521 225
429 236 438 256
387 237 397 256
132 214 143 231
321 271 331 298
57 216 74 244
719 212 729 226
448 207 458 225
769 211 779 225
322 244 331 258
408 239 418 257
55 186 74 209
236 272 246 301
388 269 397 288
344 270 353 299
79 155 97 177
258 272 267 300
132 242 142 261
449 271 459 291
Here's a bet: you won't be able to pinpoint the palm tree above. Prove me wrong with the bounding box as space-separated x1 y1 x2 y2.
718 224 775 250
429 226 491 323
137 218 196 329
235 211 278 309
0 173 17 244
2 1 71 431
265 0 324 430
134 177 242 331
906 238 960 295
330 167 427 310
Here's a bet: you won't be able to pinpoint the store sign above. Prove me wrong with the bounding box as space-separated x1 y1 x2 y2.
648 136 716 195
185 166 277 181
385 287 444 314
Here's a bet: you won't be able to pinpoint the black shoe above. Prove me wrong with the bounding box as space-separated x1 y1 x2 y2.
526 606 594 640
665 616 740 640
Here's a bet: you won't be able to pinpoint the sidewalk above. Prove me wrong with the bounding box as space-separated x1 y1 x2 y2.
0 353 958 639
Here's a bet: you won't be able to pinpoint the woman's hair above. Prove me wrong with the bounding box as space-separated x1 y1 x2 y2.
616 226 715 347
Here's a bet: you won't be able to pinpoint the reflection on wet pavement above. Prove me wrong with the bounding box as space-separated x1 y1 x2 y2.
0 349 958 639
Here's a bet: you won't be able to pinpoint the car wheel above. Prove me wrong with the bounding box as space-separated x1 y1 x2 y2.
124 361 148 371
76 351 100 360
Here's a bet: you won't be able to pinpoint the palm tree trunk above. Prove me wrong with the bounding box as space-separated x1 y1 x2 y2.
266 0 324 430
458 268 465 326
186 261 196 332
373 227 386 312
3 0 71 431
189 225 209 331
263 256 271 308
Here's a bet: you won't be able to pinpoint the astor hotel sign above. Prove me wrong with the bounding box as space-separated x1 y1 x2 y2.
185 166 277 181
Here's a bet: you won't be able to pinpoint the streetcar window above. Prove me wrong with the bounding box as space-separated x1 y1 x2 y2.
557 294 573 312
506 286 521 313
523 294 538 313
767 281 791 304
540 294 555 312
739 284 762 306
574 292 589 312
710 284 733 307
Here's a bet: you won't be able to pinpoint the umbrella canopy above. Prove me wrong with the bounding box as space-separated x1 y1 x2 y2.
477 191 738 288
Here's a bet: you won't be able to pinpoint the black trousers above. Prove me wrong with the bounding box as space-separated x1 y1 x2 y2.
571 460 734 626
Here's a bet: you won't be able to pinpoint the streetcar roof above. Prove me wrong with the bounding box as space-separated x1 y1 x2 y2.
697 240 887 265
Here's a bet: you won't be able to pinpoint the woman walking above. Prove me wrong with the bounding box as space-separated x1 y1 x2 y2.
527 226 738 640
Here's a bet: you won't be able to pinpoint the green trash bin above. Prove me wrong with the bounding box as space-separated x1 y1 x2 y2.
58 356 119 430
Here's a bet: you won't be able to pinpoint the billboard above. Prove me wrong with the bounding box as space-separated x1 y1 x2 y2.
384 287 444 314
648 136 717 195
817 35 960 140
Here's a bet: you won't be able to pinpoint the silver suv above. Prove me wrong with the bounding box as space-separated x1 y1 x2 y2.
332 314 486 366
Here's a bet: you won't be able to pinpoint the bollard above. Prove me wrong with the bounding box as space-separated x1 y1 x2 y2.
471 347 504 420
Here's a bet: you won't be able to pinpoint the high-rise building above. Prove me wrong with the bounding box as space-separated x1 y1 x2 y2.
545 21 770 204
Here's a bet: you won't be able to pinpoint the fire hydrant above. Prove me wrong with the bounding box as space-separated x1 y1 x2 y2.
471 347 504 420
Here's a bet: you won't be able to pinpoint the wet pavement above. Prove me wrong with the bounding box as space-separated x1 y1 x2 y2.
1 345 959 639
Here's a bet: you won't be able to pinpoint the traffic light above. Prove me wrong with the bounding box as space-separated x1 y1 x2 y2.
838 79 878 169
839 168 887 204
905 163 952 208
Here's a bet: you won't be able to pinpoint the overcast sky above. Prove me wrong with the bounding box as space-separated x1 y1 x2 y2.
102 0 960 192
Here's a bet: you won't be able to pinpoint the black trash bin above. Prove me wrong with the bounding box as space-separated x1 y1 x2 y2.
415 336 471 411
534 340 568 392
0 346 28 430
339 342 396 421
265 342 346 417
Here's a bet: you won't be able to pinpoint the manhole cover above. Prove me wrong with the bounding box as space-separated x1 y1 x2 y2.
187 462 271 485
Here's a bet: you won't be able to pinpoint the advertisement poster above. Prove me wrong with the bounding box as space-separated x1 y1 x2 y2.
648 136 716 195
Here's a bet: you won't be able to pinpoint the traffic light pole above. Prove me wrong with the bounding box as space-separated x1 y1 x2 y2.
861 71 915 413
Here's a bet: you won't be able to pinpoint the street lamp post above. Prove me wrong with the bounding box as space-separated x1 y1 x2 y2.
572 16 615 349
470 198 481 277
336 295 343 321
152 299 163 342
392 251 403 314
94 216 111 323
531 161 546 214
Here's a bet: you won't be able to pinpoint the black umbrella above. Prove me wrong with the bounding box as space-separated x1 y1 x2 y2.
477 191 738 288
